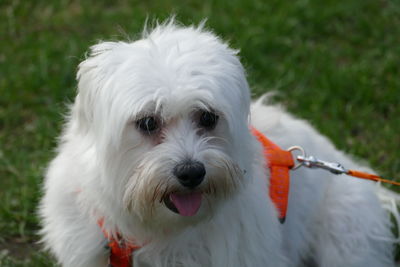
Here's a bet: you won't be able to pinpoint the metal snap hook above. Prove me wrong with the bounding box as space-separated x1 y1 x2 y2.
287 146 306 170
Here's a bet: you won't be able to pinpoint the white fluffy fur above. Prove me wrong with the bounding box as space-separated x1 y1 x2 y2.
39 21 395 267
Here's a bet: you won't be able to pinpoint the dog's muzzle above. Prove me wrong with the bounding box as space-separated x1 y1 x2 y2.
162 161 206 217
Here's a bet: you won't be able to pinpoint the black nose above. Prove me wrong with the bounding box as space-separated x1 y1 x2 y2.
173 161 206 188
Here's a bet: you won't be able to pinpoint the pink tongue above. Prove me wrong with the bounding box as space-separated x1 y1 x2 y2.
170 192 202 216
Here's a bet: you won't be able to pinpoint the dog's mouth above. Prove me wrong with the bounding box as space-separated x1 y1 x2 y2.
163 192 202 216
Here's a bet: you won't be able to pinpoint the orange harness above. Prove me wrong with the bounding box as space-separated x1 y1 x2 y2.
251 127 294 222
98 219 141 267
99 127 293 266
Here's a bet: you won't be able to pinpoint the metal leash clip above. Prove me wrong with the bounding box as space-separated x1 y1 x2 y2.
288 146 400 186
296 155 348 175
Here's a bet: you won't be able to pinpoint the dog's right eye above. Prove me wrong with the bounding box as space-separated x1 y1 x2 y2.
199 111 219 130
136 117 160 134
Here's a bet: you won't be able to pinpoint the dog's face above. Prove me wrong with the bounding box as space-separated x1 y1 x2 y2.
75 23 254 231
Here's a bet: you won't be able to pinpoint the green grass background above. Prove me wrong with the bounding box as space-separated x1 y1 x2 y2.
1 0 399 265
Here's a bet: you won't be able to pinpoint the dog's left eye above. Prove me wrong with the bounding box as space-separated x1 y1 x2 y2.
136 116 160 134
199 111 219 130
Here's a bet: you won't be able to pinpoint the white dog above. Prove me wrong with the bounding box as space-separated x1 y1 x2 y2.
39 20 396 267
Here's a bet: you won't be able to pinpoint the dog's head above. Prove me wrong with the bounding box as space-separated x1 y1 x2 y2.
74 21 255 232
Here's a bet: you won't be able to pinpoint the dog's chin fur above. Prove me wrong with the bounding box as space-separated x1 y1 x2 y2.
39 20 396 267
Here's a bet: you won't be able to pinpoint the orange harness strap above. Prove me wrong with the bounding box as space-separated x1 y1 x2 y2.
98 219 140 267
251 127 294 223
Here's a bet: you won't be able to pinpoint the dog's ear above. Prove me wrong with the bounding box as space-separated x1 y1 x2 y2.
73 41 124 133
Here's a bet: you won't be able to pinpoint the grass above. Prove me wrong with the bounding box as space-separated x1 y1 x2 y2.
1 0 399 265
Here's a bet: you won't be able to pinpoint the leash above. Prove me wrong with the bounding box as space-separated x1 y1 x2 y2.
252 128 400 223
98 127 398 266
295 154 400 186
